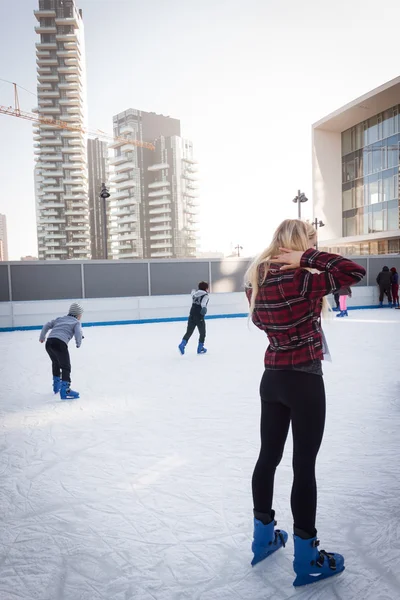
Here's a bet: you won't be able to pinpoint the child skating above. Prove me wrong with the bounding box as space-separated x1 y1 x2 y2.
39 302 83 399
178 282 209 355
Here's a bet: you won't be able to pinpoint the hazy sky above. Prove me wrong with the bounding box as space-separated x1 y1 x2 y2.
1 0 400 259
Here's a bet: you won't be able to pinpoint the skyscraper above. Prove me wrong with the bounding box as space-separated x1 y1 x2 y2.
0 214 8 261
110 109 198 259
87 138 110 259
34 0 90 260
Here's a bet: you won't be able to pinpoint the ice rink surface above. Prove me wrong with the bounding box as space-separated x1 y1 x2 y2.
1 310 400 600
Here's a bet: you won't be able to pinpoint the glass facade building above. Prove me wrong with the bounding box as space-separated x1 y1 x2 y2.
340 105 400 254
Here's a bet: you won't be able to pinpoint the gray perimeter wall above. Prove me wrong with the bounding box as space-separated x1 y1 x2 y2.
0 255 395 302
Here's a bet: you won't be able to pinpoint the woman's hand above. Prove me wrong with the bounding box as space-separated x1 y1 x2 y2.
273 248 304 271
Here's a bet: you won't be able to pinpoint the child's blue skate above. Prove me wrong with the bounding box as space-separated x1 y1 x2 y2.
53 376 61 394
251 516 288 566
60 380 79 400
197 343 207 354
293 534 345 587
178 340 187 355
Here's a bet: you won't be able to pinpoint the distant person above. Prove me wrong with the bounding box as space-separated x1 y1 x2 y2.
245 219 365 587
390 267 399 308
178 282 209 355
376 266 392 306
39 302 83 399
336 287 352 318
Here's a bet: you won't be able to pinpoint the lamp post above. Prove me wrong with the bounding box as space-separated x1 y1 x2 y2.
100 182 110 259
293 190 308 219
235 244 243 257
312 217 325 250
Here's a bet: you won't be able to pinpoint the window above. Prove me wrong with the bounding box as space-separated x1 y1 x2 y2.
387 200 399 231
368 116 379 144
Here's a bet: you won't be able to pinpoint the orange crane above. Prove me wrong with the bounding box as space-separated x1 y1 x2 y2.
0 82 155 151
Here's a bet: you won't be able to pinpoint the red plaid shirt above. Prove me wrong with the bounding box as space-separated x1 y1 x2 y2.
246 249 366 368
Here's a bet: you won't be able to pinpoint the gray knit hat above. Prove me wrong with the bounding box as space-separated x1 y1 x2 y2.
69 302 84 317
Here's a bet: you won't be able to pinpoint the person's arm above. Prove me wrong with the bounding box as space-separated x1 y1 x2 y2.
200 293 209 316
39 320 55 343
376 273 381 285
275 248 366 299
74 322 83 348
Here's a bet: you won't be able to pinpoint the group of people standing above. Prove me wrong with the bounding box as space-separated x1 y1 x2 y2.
376 266 400 307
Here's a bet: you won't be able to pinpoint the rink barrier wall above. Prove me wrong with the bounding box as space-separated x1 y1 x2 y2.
0 286 389 332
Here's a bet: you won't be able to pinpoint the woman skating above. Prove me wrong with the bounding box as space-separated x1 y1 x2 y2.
245 219 365 587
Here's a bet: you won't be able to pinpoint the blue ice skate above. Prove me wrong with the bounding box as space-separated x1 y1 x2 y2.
53 376 61 394
336 311 345 318
293 534 345 587
178 339 187 355
60 380 79 400
251 516 288 566
197 342 207 354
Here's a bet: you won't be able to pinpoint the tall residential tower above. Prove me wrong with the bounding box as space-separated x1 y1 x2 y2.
110 109 199 259
34 0 90 260
0 214 8 261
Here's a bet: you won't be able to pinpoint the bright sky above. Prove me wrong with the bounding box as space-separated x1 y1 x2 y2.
1 0 400 260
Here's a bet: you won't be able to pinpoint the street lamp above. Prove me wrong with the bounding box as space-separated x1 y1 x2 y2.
235 244 243 257
100 182 111 259
293 189 308 220
312 217 325 250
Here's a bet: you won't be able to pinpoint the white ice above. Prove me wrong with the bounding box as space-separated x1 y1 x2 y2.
1 310 400 600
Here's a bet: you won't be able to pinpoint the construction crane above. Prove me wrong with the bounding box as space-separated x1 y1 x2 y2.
0 82 155 151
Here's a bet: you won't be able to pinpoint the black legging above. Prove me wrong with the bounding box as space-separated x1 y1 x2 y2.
252 369 326 536
183 316 206 344
46 338 71 382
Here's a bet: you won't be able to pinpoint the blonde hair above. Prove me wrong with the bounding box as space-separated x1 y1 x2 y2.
245 219 320 316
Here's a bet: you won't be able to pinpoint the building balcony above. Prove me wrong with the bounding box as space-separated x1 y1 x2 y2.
35 25 57 34
182 157 198 165
36 50 50 57
112 173 130 183
60 130 81 137
56 33 78 42
72 233 90 239
41 154 63 162
117 215 137 224
148 189 171 198
37 58 58 66
38 107 61 114
115 198 136 209
150 225 172 232
150 251 173 258
148 163 169 172
109 155 127 166
114 190 132 200
64 200 87 207
39 90 60 98
149 216 172 224
116 243 135 250
182 173 198 181
148 181 170 189
57 49 79 58
45 249 68 255
117 251 141 259
36 42 57 50
116 180 135 191
55 16 79 27
65 241 88 247
64 209 86 217
62 163 85 170
58 82 80 90
117 233 138 242
148 198 171 207
58 65 80 75
151 243 173 249
45 186 64 193
34 9 56 19
38 74 59 82
149 207 172 215
114 161 135 173
39 217 65 224
150 234 172 241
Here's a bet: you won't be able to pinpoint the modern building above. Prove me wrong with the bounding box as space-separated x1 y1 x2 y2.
0 214 8 261
87 138 110 259
34 0 90 260
110 109 199 259
21 256 39 261
313 77 400 255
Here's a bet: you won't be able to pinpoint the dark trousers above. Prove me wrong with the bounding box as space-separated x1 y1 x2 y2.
252 369 326 536
392 284 399 304
46 338 71 382
183 316 206 344
379 286 392 303
333 293 340 308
